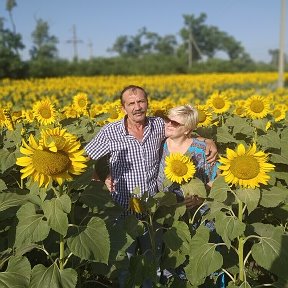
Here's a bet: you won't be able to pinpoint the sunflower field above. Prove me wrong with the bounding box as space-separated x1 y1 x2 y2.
0 73 288 287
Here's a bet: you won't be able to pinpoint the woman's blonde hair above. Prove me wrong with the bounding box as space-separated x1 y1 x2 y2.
168 104 198 137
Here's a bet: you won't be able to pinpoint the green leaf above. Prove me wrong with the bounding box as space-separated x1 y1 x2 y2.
251 223 288 279
107 219 134 262
153 191 177 207
215 211 245 249
0 179 7 191
235 188 260 214
225 116 254 135
258 130 281 149
260 186 287 208
0 192 27 212
252 119 269 131
67 217 110 264
80 181 115 210
163 221 191 253
42 195 71 236
15 202 50 247
209 176 229 202
239 282 251 288
216 126 237 144
0 256 31 288
185 226 223 286
270 153 288 165
0 149 16 173
126 255 157 287
30 263 77 288
181 178 207 198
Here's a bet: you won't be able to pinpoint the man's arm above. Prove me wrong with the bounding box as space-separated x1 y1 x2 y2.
196 137 218 164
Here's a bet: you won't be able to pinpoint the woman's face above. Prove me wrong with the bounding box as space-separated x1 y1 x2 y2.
164 114 188 138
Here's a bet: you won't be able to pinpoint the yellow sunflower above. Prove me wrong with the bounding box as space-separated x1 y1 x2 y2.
33 99 57 125
207 91 231 114
73 92 89 114
245 95 270 119
164 153 196 184
270 104 286 122
219 143 275 189
22 109 35 123
0 108 14 130
104 102 125 123
129 197 145 214
16 133 87 188
89 103 105 118
40 127 78 149
196 104 213 127
233 100 246 117
62 105 79 119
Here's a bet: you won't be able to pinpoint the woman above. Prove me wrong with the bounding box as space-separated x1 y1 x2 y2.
157 104 219 208
157 105 224 286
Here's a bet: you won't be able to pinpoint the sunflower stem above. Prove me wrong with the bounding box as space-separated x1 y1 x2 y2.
253 127 258 144
148 214 156 257
59 234 65 270
237 199 245 282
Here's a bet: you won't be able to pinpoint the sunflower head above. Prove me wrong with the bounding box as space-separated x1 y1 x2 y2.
33 99 57 125
270 104 286 122
207 92 231 114
16 132 87 188
128 197 145 214
73 92 89 114
104 103 125 123
245 95 270 119
164 153 196 184
219 143 275 189
196 104 213 127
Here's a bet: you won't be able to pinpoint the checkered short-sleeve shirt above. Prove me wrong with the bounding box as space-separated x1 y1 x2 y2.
84 116 165 210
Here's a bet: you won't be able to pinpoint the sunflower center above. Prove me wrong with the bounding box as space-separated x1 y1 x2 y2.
250 100 264 113
108 108 119 119
78 99 87 107
171 160 188 177
213 97 225 109
39 107 52 119
273 110 281 118
0 111 5 121
236 107 245 115
198 110 207 122
32 150 71 176
230 155 260 180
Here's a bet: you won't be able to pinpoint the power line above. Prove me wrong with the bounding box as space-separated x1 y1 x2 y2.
278 0 286 88
66 25 83 61
88 39 93 59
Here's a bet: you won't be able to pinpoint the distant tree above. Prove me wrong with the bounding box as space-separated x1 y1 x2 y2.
5 0 17 34
268 48 287 67
179 13 250 62
29 18 58 60
109 27 177 57
0 17 25 78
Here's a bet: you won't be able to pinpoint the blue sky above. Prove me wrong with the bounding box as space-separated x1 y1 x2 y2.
1 0 287 62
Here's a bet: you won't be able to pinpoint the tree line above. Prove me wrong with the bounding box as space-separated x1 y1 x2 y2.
0 0 286 79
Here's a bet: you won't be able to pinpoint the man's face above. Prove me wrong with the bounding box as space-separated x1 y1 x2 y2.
122 89 148 123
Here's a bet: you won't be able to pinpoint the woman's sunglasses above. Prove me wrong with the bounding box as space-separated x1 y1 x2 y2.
164 117 185 127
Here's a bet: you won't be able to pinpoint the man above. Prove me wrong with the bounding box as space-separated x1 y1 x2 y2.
85 84 218 213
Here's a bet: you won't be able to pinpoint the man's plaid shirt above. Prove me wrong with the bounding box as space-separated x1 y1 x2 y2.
85 116 165 210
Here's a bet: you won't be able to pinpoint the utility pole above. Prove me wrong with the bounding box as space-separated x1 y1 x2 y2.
66 25 83 61
188 25 202 69
188 27 193 69
278 0 286 88
88 40 93 59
